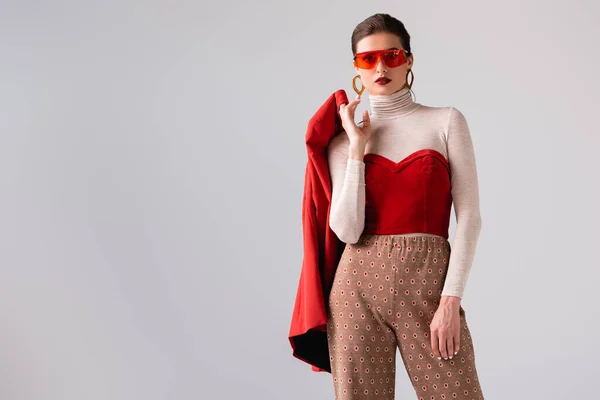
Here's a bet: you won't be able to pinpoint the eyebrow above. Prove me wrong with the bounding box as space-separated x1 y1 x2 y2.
356 47 404 54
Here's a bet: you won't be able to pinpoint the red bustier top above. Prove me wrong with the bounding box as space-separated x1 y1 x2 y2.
363 148 452 239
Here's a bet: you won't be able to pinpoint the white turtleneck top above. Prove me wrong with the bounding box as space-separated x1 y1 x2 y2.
327 87 482 299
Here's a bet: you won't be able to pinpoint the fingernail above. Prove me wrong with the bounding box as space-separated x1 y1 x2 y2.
449 356 453 359
454 351 458 355
444 357 448 360
437 357 441 360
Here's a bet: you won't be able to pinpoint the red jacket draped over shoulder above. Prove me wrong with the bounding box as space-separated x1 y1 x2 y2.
288 89 348 373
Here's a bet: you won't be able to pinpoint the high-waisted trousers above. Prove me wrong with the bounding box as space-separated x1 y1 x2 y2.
327 234 484 400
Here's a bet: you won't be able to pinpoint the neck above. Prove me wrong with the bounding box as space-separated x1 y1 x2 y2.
368 86 420 119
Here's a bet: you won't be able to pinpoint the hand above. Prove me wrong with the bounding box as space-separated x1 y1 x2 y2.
339 95 373 147
430 296 461 361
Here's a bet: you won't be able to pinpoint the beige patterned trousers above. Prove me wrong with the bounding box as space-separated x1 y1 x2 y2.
327 234 484 400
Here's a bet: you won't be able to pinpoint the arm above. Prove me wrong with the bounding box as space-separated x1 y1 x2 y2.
327 136 366 244
441 107 483 300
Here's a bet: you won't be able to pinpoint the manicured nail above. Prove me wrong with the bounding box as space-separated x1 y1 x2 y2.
437 357 441 360
444 357 448 360
454 351 458 355
449 356 453 359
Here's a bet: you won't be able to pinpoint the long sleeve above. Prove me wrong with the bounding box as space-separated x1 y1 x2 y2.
327 137 366 244
441 107 483 299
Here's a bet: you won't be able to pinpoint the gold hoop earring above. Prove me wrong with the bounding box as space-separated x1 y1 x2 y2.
405 69 414 89
352 74 365 96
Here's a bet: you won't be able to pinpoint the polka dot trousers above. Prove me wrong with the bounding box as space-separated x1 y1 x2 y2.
327 234 484 400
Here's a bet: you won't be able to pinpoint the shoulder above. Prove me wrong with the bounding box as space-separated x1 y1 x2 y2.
420 104 469 130
414 105 470 144
446 107 469 131
414 104 466 120
405 105 466 137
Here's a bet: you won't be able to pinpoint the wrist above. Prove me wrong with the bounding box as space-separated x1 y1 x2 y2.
348 142 366 160
439 295 461 309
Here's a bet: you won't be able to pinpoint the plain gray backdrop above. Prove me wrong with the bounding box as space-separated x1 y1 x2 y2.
1 0 599 399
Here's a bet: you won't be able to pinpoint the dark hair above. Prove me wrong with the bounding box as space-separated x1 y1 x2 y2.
351 13 412 56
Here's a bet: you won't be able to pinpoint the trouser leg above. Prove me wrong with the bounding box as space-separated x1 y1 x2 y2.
394 235 485 400
327 238 398 400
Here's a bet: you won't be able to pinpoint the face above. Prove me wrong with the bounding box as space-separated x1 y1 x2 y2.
354 32 414 96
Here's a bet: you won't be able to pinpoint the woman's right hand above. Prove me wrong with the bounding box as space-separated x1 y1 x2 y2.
339 95 373 148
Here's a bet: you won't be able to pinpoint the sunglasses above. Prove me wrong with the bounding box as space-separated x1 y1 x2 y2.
353 49 409 69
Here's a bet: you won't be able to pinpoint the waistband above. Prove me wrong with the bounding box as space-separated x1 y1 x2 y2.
356 233 450 249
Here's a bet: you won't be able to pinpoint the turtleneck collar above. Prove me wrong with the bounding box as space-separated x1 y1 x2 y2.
368 86 421 119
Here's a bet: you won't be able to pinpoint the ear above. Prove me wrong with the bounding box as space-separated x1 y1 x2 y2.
407 54 414 69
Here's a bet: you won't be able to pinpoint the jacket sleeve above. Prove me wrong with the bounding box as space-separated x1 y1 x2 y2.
327 133 366 244
441 107 483 299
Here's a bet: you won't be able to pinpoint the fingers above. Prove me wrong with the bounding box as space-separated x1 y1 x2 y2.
339 95 361 113
339 103 350 127
349 94 361 110
446 336 454 360
344 97 361 120
438 333 449 360
454 326 460 356
432 327 459 360
339 96 363 131
362 110 370 128
431 330 440 360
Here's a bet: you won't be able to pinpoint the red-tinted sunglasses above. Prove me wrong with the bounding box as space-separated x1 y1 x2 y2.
353 49 409 69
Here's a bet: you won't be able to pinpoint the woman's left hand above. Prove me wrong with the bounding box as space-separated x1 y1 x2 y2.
430 296 462 360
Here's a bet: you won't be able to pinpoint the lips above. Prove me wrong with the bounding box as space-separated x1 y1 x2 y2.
375 77 391 84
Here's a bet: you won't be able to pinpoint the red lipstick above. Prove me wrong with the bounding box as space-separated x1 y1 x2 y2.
375 77 391 85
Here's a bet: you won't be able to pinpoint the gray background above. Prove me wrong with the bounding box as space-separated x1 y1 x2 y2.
1 0 598 399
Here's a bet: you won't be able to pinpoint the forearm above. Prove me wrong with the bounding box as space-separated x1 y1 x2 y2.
441 213 482 299
329 157 366 244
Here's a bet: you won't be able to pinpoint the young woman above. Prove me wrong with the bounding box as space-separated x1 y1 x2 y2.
326 14 485 399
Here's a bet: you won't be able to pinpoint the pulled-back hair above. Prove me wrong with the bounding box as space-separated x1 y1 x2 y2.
351 13 412 56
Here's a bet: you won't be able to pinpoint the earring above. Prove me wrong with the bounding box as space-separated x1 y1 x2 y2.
405 69 414 89
352 74 365 96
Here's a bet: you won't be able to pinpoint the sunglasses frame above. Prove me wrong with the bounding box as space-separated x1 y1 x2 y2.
353 49 410 69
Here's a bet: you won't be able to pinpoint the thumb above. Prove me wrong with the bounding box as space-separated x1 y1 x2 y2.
362 110 371 128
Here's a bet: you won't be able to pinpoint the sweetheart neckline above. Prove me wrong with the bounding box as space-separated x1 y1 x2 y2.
363 149 449 173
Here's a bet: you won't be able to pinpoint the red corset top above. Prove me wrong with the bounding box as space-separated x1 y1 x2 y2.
363 148 452 239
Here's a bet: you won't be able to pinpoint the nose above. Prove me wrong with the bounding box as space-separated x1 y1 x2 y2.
376 57 387 73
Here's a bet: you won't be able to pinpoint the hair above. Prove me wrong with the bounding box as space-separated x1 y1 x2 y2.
351 13 412 56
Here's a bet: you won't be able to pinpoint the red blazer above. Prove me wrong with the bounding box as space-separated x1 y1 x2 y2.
288 89 348 373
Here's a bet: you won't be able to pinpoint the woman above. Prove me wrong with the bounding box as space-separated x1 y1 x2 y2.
326 13 485 399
